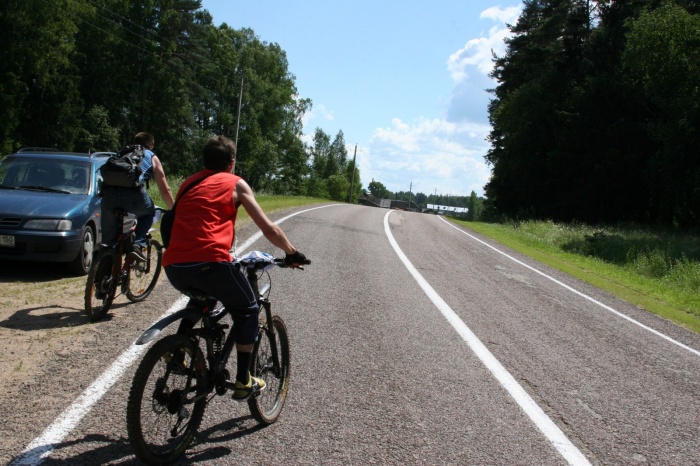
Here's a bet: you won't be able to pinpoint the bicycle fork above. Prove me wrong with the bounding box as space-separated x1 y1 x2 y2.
247 269 283 379
256 299 283 378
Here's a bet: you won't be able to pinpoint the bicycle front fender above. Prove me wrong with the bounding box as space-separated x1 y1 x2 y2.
135 307 202 345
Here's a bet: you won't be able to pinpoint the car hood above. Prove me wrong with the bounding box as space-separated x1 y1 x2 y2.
0 190 93 217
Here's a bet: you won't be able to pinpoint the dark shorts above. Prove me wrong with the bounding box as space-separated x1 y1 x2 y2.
165 261 260 345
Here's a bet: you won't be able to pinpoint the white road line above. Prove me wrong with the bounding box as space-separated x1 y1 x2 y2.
11 296 189 466
385 211 592 466
13 203 338 466
437 216 700 358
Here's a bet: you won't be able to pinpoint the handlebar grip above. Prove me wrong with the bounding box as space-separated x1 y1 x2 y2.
274 258 311 268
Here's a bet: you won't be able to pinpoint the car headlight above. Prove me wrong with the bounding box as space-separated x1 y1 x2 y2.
24 219 73 231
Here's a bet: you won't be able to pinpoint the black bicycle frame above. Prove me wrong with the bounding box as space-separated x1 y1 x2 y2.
105 208 153 275
178 265 281 395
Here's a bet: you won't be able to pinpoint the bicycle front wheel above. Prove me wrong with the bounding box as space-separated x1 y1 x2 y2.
84 249 119 321
126 239 163 302
249 315 290 424
126 334 208 465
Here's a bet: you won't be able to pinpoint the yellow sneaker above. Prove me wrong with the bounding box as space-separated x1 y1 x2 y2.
232 373 266 401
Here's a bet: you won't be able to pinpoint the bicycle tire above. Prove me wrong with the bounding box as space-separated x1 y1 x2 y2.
126 239 163 302
126 334 208 465
249 315 290 424
84 249 119 321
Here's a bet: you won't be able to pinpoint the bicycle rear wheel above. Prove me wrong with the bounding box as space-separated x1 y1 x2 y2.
84 249 118 321
127 239 163 302
127 334 207 465
249 315 290 424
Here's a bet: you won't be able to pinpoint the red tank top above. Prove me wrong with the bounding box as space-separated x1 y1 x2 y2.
162 170 241 266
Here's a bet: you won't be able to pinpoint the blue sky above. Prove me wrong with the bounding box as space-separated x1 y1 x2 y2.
200 1 522 198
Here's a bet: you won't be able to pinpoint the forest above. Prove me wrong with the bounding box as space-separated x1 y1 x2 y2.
0 0 361 202
485 0 700 230
1 1 699 228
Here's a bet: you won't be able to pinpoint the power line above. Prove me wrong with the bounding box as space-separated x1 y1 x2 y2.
83 0 173 46
40 0 236 92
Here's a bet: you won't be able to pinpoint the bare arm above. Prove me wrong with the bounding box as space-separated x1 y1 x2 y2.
234 178 297 255
151 155 175 209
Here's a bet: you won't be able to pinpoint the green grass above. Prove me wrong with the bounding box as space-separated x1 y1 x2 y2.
236 194 330 225
146 180 328 240
149 178 328 214
452 218 700 334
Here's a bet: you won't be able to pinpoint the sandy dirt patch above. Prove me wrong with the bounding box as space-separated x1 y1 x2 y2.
0 260 120 398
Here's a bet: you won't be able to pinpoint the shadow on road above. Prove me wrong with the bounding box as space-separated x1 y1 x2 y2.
13 433 137 466
12 416 265 465
0 259 80 283
0 302 131 332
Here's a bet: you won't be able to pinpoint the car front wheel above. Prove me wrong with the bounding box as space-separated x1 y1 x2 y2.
69 225 95 275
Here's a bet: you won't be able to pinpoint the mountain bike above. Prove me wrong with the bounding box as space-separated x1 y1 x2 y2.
84 207 164 322
126 251 309 465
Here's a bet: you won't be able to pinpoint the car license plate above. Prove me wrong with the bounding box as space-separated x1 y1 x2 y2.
0 235 15 247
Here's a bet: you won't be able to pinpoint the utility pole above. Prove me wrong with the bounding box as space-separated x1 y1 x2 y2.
347 143 357 203
234 77 244 147
408 181 413 211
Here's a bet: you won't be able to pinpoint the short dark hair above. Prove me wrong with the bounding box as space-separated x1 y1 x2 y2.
203 136 236 171
134 132 154 148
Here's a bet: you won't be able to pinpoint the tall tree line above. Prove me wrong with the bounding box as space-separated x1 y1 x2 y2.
0 0 357 198
307 128 362 202
485 0 700 229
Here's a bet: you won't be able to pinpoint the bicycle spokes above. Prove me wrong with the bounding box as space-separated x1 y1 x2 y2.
127 335 207 464
248 316 290 425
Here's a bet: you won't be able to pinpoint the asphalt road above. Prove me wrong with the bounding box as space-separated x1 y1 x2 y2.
4 204 700 465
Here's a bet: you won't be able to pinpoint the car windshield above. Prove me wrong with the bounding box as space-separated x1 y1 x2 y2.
0 156 91 194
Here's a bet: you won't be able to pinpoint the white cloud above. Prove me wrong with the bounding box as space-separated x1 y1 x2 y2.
480 5 521 23
301 102 335 128
360 117 491 196
447 5 521 81
300 5 523 198
372 118 420 152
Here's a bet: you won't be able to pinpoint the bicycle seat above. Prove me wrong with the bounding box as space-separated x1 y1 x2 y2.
182 289 210 300
182 289 223 316
112 207 130 217
182 289 219 307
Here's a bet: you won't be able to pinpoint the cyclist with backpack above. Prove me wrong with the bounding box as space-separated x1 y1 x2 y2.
101 132 175 261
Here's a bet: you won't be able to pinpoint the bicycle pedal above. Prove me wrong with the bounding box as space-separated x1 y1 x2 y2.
251 380 267 396
232 391 252 403
231 380 262 402
130 261 147 271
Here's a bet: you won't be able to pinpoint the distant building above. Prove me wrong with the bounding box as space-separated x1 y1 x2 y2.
426 204 468 214
359 192 419 211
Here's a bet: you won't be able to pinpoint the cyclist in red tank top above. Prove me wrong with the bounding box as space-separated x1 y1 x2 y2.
163 135 308 401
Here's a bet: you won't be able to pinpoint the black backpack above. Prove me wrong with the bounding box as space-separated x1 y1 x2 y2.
101 145 144 188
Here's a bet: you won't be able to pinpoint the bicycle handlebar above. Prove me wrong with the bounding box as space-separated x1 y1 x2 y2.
237 251 310 271
274 257 312 270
